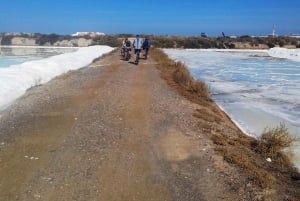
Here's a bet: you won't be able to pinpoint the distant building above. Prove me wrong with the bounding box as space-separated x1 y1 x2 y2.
3 32 35 36
289 34 300 38
71 32 105 37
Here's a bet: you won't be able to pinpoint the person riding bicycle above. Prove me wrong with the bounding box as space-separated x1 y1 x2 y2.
121 38 127 58
142 37 151 59
133 34 143 64
123 38 132 60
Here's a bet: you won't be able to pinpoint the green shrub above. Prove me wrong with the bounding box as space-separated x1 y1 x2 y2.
267 42 275 48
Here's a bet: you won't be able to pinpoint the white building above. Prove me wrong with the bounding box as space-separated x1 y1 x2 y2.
289 34 300 38
71 32 105 37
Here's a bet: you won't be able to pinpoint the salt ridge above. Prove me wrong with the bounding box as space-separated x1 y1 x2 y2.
0 45 114 110
268 47 300 61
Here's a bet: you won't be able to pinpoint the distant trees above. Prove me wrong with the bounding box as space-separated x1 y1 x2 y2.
149 35 300 49
35 34 75 45
92 35 119 47
151 37 174 48
148 36 238 49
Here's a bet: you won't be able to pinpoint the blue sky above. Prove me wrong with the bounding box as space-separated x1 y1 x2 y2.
1 0 300 36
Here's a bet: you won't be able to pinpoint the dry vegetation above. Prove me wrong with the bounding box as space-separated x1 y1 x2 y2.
144 35 300 49
150 48 300 200
256 124 298 163
150 48 211 106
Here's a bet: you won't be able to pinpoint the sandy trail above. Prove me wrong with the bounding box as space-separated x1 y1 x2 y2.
0 49 243 200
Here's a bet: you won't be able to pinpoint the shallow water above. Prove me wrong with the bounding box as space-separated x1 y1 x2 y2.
0 46 77 68
164 48 300 167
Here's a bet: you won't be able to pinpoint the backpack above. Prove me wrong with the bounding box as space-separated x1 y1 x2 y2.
143 40 150 48
125 41 131 47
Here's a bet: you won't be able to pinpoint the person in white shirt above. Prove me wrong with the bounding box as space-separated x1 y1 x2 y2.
133 34 143 64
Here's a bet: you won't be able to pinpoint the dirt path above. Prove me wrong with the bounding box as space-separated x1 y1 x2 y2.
0 49 249 200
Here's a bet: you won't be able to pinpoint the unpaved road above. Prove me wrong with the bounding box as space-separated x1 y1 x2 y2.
0 50 246 200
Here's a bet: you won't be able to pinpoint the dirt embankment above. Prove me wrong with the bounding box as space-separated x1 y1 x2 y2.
0 49 299 200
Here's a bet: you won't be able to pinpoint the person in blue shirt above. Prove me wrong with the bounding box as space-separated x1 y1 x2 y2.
142 37 151 59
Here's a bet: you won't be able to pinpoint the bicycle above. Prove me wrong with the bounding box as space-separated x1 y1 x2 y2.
124 48 131 61
120 47 125 58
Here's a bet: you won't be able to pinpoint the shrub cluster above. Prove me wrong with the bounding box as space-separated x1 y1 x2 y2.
35 33 72 45
143 35 300 49
256 123 297 161
91 35 119 47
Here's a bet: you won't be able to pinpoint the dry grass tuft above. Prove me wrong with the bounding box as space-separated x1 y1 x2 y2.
210 130 275 188
210 123 300 193
256 123 297 158
221 145 274 189
150 48 211 104
193 108 222 123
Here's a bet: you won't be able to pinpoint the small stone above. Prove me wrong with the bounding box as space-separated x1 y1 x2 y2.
30 157 35 160
41 177 53 182
34 194 41 199
25 155 29 158
266 158 272 162
0 142 4 145
74 117 78 120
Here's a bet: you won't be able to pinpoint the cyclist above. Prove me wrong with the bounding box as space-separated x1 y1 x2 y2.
121 38 126 58
133 34 143 64
123 38 132 61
